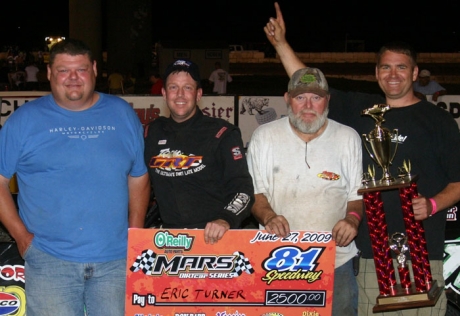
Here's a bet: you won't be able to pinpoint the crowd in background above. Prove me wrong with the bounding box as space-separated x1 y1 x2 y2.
0 45 145 94
0 46 46 91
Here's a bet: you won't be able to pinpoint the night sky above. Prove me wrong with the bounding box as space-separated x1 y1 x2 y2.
2 1 460 53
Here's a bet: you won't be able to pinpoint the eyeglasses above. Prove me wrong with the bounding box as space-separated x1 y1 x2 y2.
305 142 310 169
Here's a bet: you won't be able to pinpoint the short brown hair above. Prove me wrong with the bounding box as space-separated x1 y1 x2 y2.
376 41 418 67
49 39 94 66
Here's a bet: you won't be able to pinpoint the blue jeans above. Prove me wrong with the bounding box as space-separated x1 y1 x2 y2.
333 257 358 316
24 244 126 316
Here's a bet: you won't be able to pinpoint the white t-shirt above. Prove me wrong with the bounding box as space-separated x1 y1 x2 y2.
247 117 362 268
413 80 445 95
209 69 232 94
25 65 40 82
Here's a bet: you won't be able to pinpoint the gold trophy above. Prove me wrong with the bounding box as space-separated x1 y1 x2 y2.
361 104 398 183
358 104 442 313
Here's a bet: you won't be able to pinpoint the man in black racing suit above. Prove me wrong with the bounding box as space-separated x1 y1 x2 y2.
144 59 254 244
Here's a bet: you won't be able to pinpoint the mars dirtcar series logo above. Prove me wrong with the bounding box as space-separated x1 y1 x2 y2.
130 231 254 279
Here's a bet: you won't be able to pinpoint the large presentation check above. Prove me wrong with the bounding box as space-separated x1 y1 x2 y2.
125 229 335 316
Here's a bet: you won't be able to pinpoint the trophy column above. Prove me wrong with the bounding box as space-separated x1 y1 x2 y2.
361 189 396 296
399 182 433 290
358 177 442 312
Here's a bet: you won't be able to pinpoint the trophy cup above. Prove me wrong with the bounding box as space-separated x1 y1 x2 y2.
361 104 398 183
358 104 442 313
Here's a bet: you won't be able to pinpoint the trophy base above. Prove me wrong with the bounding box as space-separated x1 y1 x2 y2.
373 280 443 313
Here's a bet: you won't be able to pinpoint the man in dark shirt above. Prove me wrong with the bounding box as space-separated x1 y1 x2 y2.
263 2 460 315
144 60 254 244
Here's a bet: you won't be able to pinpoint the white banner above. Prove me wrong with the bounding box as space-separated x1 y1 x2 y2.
2 92 459 146
237 96 287 146
428 95 460 128
0 92 235 127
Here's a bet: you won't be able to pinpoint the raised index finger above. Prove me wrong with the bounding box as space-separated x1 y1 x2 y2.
274 2 285 29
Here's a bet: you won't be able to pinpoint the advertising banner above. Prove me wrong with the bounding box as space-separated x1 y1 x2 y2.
2 92 460 138
0 91 49 127
431 95 460 127
237 96 286 147
125 229 336 316
0 92 235 127
444 205 460 309
0 242 26 316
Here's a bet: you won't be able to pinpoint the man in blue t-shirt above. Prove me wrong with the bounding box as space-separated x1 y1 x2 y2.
0 39 150 316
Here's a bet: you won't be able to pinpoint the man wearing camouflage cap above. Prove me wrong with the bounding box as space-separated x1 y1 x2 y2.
247 67 363 315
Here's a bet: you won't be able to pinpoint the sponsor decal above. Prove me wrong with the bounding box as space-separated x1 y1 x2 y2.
447 206 458 221
0 265 24 284
391 133 407 144
49 125 116 140
215 127 227 138
231 146 243 160
154 231 194 250
0 286 26 316
317 170 340 181
149 149 205 177
130 248 253 280
216 312 246 316
261 246 324 285
444 238 460 297
225 193 250 215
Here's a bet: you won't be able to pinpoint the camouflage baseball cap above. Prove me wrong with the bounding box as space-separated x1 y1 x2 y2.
288 67 329 97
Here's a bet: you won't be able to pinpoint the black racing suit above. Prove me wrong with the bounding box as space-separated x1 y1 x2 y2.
144 109 254 229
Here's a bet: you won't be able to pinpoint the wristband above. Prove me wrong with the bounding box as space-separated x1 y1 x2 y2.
429 198 437 216
348 211 361 221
